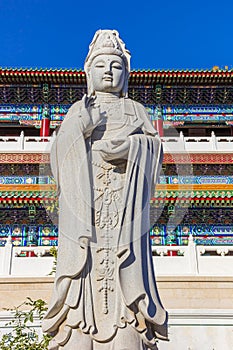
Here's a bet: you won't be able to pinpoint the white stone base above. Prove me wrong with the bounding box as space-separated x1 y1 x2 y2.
0 309 232 349
159 309 233 350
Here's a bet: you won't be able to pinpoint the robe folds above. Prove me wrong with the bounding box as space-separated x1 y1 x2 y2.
42 98 168 349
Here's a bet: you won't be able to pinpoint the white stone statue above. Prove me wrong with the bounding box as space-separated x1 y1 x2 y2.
42 29 168 350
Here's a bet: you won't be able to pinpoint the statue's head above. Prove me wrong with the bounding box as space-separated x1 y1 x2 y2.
84 30 131 97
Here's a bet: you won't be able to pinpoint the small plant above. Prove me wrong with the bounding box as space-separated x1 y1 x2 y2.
0 297 51 349
49 246 58 275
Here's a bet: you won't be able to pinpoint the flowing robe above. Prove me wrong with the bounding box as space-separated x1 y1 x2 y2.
42 98 168 349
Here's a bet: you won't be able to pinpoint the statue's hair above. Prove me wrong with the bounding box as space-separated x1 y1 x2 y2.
84 30 131 97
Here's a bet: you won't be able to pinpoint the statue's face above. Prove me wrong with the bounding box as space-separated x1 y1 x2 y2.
90 54 125 94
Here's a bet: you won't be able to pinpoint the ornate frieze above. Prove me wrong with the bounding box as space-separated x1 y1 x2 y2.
1 152 232 164
0 153 50 163
0 176 54 185
163 153 233 164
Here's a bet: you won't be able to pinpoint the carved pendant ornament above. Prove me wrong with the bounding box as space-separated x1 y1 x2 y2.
42 29 168 350
92 160 125 316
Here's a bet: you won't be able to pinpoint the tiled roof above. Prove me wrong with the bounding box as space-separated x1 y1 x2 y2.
0 67 232 85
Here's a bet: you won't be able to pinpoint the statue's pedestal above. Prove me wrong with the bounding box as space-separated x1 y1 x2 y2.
0 276 232 349
0 275 232 311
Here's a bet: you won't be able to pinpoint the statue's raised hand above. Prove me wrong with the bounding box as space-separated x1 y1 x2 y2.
82 94 96 109
80 94 92 128
80 95 101 136
81 94 102 126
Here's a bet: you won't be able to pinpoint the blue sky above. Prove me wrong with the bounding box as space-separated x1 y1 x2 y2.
0 0 232 70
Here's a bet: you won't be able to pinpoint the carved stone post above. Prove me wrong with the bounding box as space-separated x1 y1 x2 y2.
3 236 12 276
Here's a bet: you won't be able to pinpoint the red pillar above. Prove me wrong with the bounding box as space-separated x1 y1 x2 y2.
40 117 50 137
153 118 164 137
40 105 50 138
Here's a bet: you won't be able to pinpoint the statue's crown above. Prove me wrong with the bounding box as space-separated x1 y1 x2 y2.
103 36 115 48
96 31 120 50
84 30 130 72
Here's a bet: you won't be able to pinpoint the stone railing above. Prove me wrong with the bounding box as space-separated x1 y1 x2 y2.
161 131 233 153
1 235 233 277
152 235 233 276
0 131 56 152
0 236 54 276
1 131 233 153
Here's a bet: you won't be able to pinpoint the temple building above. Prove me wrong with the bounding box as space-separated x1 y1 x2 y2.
0 68 233 349
0 68 233 250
